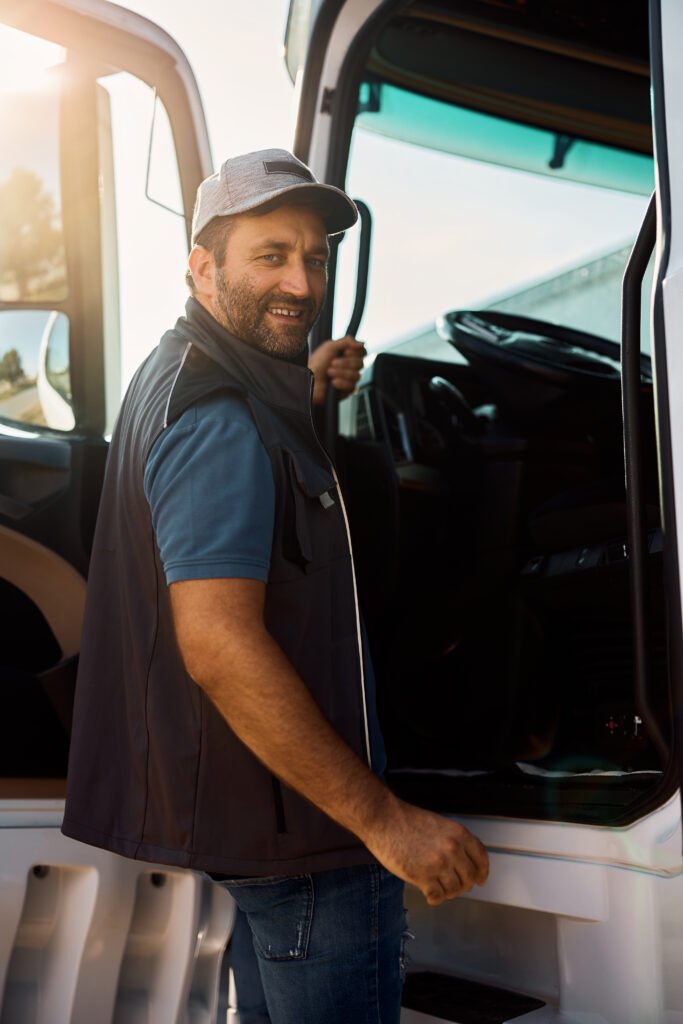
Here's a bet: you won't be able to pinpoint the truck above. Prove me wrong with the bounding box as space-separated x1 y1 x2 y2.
0 1 681 1021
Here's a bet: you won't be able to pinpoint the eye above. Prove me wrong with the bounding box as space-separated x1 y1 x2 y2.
307 257 328 269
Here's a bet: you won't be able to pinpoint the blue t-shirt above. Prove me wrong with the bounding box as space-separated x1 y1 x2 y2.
144 392 386 774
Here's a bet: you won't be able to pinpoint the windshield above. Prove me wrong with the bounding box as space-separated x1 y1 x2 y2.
334 79 653 358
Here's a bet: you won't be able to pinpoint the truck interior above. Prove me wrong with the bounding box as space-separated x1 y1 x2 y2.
318 0 671 827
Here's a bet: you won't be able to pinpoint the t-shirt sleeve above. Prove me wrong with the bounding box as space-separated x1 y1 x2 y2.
143 394 275 584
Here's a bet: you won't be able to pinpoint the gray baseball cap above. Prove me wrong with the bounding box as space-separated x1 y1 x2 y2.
191 148 358 243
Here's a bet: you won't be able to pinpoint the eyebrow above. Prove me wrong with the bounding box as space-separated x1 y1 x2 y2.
253 238 330 257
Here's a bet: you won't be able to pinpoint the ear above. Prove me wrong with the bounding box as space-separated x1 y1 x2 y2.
188 245 216 300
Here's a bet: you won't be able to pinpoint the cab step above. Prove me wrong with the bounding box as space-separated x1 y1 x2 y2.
401 971 546 1024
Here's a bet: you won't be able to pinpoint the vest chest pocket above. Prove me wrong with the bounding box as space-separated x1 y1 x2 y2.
279 450 337 572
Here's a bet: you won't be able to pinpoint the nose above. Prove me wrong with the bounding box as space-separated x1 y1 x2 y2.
279 256 311 299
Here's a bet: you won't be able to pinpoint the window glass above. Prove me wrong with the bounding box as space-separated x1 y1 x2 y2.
0 43 188 434
97 72 189 431
0 28 72 432
285 0 315 82
335 82 652 357
0 27 67 303
356 81 653 196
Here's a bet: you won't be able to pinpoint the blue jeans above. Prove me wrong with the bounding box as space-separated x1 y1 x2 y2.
218 864 406 1024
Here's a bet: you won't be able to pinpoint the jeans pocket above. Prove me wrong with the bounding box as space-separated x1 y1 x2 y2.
228 874 314 962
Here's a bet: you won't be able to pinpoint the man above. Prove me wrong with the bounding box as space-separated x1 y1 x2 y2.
63 149 489 1023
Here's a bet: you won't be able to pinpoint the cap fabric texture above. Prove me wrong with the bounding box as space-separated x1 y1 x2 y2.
191 148 358 243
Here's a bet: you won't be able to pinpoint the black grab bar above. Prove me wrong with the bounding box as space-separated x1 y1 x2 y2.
621 191 668 764
324 199 373 456
344 199 372 339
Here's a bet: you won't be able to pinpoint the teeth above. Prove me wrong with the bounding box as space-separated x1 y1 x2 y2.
270 308 301 317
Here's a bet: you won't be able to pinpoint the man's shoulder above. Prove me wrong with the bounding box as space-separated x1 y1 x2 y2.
147 391 267 481
168 390 256 435
161 335 250 433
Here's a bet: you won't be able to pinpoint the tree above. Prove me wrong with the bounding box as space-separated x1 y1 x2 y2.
0 348 24 385
0 167 64 299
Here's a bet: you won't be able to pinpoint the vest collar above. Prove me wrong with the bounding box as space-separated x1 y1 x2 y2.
174 297 314 413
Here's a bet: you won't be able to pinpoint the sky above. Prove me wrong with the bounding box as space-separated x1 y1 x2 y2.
123 0 296 160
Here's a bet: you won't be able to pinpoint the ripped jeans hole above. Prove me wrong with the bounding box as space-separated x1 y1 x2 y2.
400 928 415 982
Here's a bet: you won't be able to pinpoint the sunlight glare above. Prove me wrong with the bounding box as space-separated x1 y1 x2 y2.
0 25 65 94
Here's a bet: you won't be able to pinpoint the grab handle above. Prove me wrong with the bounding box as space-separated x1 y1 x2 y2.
324 199 373 456
621 191 667 763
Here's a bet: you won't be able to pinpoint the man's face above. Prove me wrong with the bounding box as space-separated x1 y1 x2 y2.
211 204 329 360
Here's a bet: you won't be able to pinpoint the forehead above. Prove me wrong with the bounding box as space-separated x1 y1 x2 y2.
230 204 329 249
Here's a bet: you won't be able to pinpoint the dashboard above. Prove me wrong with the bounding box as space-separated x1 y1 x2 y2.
342 310 657 565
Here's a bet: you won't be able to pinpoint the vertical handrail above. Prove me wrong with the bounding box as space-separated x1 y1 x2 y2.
621 191 668 763
324 199 373 457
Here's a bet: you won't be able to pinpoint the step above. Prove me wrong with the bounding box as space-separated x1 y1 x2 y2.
401 971 547 1024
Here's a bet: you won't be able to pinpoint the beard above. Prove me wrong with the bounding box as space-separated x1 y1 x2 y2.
213 268 321 360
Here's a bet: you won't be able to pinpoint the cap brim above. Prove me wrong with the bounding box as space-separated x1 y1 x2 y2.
226 182 358 236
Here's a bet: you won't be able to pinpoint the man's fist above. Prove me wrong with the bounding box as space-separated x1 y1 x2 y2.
363 794 489 906
308 337 366 406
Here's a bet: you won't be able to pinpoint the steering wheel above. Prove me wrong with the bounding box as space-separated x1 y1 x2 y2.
437 309 652 420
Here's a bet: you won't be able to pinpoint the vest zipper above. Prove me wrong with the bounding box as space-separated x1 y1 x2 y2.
306 374 373 769
331 465 373 769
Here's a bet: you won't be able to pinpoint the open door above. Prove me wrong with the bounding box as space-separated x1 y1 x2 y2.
0 0 211 794
650 0 683 835
0 9 235 1024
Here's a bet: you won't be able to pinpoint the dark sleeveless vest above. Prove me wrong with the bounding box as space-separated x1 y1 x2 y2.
62 298 374 876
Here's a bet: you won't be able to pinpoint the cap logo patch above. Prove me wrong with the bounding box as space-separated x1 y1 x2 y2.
263 160 314 181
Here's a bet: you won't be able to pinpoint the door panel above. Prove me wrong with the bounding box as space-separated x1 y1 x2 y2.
0 8 210 789
650 0 683 829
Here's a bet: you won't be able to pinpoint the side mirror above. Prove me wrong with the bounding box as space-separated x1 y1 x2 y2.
0 310 74 431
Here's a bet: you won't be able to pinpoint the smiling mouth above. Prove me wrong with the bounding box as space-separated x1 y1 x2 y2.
268 307 304 319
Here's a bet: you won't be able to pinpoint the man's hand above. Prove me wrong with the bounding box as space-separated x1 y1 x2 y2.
360 794 489 906
308 336 366 406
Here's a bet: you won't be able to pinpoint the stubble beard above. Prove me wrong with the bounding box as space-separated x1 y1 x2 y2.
213 269 321 361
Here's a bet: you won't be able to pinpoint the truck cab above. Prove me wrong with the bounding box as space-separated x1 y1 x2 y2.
288 2 683 1021
0 0 682 1021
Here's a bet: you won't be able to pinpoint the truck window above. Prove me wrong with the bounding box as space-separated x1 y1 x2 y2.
0 29 188 436
0 26 71 430
334 83 653 357
96 72 188 433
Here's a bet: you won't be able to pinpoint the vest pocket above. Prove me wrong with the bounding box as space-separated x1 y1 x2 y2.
281 450 336 570
271 774 287 834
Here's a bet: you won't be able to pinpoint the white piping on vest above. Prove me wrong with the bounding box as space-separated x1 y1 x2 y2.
163 342 193 429
331 464 372 768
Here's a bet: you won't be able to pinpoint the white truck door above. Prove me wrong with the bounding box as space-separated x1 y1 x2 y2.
0 4 234 1023
649 0 683 827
